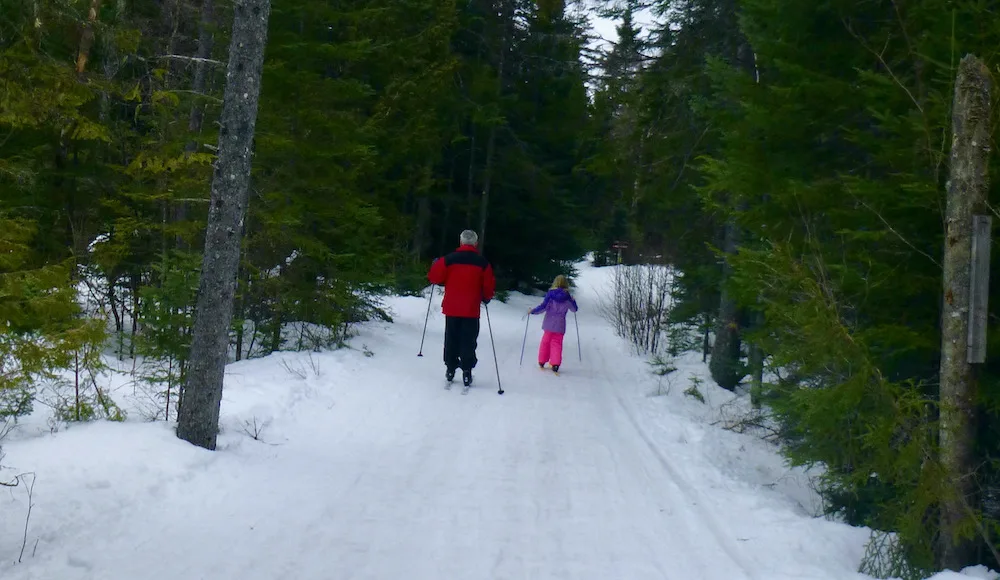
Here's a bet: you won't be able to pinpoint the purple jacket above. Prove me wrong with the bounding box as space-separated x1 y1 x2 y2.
531 288 579 334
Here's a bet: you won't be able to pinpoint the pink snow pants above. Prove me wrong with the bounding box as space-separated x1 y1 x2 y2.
538 331 565 367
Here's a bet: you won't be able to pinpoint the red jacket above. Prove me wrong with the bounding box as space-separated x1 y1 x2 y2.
428 245 496 318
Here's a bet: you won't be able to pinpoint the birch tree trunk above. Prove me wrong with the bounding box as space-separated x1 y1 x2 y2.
176 0 271 451
938 54 992 571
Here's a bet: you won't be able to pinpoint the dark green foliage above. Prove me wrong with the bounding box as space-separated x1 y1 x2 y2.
12 0 1000 572
731 243 942 572
134 251 199 419
0 0 607 431
0 217 105 420
615 0 1000 571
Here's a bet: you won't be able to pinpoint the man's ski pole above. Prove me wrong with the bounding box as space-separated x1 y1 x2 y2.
573 310 582 362
519 314 530 366
485 304 503 395
417 285 435 357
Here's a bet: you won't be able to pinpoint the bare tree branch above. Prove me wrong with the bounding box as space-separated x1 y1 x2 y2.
855 198 942 268
158 54 225 66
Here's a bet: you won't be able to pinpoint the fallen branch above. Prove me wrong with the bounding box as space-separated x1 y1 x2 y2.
713 399 783 443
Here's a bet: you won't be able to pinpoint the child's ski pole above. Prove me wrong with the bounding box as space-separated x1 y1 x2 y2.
574 310 581 362
519 314 530 366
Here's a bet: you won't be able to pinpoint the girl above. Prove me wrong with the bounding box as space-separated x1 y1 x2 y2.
529 275 579 373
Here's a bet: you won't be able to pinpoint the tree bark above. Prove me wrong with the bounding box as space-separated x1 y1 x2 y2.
441 155 456 256
76 0 103 75
174 0 217 249
709 30 755 392
748 307 765 408
477 0 511 252
478 123 497 250
465 129 477 227
709 218 744 390
176 0 271 451
702 310 711 363
186 0 216 147
938 54 992 571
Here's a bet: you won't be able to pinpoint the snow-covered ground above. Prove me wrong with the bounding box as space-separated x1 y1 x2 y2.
0 258 993 579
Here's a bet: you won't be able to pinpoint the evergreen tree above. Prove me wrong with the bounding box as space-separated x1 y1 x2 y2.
0 0 615 440
642 0 1000 572
0 0 114 420
484 0 595 287
589 7 647 254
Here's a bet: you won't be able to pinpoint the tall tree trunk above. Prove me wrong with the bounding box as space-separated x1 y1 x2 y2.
938 54 992 571
76 0 102 75
440 155 456 256
234 257 248 362
478 124 497 250
176 0 217 249
709 218 744 390
270 306 283 353
186 0 216 148
96 2 118 123
234 304 245 362
177 0 271 451
161 0 183 83
702 310 711 363
465 129 477 227
441 198 452 256
709 32 756 392
130 270 139 358
477 0 511 252
413 195 431 263
748 307 765 408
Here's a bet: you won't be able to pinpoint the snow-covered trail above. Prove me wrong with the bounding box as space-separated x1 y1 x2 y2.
2 260 876 580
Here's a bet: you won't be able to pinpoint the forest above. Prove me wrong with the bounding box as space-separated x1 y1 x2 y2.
2 0 1000 577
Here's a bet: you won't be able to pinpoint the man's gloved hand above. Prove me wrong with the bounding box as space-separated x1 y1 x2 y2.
482 298 491 305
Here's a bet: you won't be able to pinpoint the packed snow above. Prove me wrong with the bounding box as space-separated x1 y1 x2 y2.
0 258 994 579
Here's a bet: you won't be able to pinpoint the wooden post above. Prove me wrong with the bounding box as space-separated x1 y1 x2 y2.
938 54 992 571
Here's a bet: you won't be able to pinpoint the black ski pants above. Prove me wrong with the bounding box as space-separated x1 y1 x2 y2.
444 316 480 372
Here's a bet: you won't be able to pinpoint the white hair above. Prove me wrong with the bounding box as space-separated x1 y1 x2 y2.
460 230 478 246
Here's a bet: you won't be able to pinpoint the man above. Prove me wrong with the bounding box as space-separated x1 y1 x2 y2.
428 230 496 387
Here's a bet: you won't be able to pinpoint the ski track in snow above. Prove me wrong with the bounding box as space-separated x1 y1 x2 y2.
0 260 906 579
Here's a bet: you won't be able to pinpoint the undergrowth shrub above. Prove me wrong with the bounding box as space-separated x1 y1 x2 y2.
598 263 674 355
732 243 946 575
